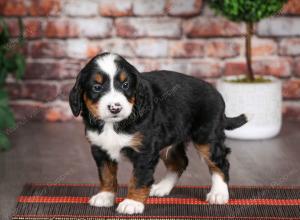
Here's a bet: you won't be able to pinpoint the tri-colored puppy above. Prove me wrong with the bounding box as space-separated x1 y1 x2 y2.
69 53 247 214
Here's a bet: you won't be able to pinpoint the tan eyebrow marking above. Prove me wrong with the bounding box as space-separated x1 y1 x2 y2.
95 74 103 84
119 71 127 82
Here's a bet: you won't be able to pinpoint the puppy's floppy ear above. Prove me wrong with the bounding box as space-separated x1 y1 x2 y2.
135 75 152 117
69 72 83 117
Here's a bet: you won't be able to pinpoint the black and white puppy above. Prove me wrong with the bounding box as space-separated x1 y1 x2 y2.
69 53 247 214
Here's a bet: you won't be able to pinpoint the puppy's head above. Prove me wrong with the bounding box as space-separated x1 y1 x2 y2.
69 53 140 123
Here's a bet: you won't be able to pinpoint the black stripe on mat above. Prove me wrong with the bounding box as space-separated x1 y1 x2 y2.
13 203 300 218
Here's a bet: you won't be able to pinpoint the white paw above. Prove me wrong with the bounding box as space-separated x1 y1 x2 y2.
116 199 144 214
89 191 115 207
149 172 178 197
150 182 173 197
206 189 229 204
206 173 229 204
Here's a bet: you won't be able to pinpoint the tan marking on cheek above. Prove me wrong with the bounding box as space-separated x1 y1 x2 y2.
130 132 143 152
99 161 118 193
129 97 135 105
127 177 150 203
194 144 225 180
95 74 103 84
83 93 100 118
119 71 127 82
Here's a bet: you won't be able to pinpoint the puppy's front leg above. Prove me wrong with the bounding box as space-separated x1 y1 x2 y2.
89 145 118 207
117 152 159 214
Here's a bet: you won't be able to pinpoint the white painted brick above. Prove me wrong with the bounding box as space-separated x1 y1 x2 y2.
133 0 165 16
134 39 168 57
64 0 99 17
76 18 113 38
257 17 300 36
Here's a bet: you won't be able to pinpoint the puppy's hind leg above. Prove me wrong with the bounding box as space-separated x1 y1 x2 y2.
194 127 230 204
150 143 188 197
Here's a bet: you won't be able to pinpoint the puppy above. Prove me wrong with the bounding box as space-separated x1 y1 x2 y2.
69 53 247 214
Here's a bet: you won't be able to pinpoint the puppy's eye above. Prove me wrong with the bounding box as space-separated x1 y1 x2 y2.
92 84 102 93
122 81 129 90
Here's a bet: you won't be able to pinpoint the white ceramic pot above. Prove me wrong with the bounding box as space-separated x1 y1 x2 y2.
216 75 282 140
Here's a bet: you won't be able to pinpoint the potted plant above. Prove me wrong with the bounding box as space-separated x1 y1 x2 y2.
0 18 26 150
209 0 287 140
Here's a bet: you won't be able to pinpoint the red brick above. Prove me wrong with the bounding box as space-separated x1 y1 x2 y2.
60 82 74 101
254 58 292 78
282 0 300 15
5 18 21 37
283 102 300 120
23 19 43 38
116 18 181 38
24 61 82 80
224 61 247 76
168 40 205 58
283 79 300 99
189 60 222 78
166 0 202 17
251 38 277 56
10 101 46 121
184 17 245 37
294 57 300 77
29 40 66 58
279 38 300 56
45 19 79 38
29 0 61 16
45 101 73 122
205 40 240 58
0 0 6 14
133 0 165 16
1 0 27 16
99 0 133 17
225 58 292 78
7 82 59 102
87 42 102 58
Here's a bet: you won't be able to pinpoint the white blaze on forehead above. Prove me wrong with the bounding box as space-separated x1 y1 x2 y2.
96 54 118 79
94 53 133 122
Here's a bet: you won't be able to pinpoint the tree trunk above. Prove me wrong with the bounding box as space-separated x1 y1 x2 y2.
246 22 254 81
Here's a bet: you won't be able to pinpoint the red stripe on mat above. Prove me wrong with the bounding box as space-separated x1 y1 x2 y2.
18 196 300 206
12 214 300 220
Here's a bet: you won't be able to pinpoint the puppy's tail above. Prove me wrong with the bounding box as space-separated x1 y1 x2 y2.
224 114 248 130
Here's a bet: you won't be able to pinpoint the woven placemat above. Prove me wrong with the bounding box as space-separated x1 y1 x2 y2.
12 184 300 219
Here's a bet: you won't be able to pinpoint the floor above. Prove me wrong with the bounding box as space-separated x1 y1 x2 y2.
1 120 300 220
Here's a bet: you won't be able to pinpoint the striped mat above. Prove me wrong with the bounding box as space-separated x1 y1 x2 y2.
12 183 300 219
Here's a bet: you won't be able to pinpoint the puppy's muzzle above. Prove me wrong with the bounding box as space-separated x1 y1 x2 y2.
108 103 122 114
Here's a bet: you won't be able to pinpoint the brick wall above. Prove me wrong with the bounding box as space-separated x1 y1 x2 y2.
2 0 300 121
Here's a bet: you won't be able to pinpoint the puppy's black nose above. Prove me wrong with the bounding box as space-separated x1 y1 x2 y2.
108 103 122 114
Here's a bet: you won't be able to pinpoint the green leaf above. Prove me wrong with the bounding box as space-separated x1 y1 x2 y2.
15 53 26 80
0 106 15 128
0 18 10 46
0 132 10 151
18 17 25 45
0 90 8 106
208 0 287 22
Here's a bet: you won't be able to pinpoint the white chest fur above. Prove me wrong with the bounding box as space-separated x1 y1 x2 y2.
86 123 134 161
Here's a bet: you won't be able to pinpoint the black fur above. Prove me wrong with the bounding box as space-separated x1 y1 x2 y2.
69 53 247 190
